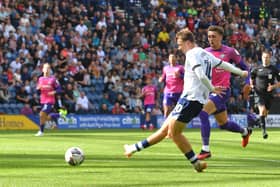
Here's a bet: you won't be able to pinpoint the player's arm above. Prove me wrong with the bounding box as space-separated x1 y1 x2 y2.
158 70 165 83
48 80 61 95
229 48 251 99
36 85 41 90
191 50 218 93
175 66 184 79
140 88 145 98
267 68 280 92
249 68 257 89
216 61 248 78
36 79 41 90
193 65 224 95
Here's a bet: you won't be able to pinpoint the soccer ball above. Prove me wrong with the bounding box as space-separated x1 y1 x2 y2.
65 147 85 166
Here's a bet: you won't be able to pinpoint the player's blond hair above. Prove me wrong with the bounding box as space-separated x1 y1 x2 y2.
176 28 195 43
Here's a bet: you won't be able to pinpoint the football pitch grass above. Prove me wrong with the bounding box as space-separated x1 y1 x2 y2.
0 128 279 187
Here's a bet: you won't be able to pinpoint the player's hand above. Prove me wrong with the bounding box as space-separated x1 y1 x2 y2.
212 86 226 97
242 84 251 100
267 83 274 92
241 70 248 78
48 91 56 95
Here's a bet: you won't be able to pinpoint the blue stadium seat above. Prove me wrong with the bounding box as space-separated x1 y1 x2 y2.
91 78 97 85
4 108 13 114
9 103 17 108
16 103 24 108
3 103 9 109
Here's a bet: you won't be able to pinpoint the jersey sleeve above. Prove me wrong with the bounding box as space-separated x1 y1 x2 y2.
54 79 60 88
230 48 241 65
141 87 145 95
203 50 222 67
250 67 257 80
37 77 42 90
162 67 166 80
179 65 185 74
273 66 280 81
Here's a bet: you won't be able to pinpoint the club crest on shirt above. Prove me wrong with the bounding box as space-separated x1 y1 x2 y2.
220 54 225 59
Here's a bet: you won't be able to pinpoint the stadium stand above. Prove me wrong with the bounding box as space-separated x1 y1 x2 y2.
0 0 279 114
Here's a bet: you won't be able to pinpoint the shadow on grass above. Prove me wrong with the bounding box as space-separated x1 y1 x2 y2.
76 177 280 187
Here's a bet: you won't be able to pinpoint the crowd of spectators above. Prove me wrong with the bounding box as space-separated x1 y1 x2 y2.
0 0 279 115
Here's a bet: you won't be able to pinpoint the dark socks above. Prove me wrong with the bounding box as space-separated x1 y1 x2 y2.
49 113 60 120
40 125 44 132
260 116 266 131
135 139 150 151
199 111 211 146
220 121 244 133
185 150 198 164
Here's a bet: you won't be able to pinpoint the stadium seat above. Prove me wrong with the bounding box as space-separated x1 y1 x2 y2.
3 103 9 109
91 78 97 85
16 103 24 108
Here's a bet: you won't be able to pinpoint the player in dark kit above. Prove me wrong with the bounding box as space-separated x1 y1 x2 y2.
250 50 280 139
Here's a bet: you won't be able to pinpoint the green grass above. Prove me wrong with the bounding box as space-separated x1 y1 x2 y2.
0 128 280 187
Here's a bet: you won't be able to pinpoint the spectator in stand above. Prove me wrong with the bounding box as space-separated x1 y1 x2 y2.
227 96 238 114
75 91 90 114
99 103 111 114
29 92 41 113
63 83 76 113
0 79 10 103
20 103 34 115
16 86 30 104
236 94 247 113
0 0 278 117
99 92 112 108
157 27 170 50
112 102 126 114
115 93 126 106
9 57 22 73
152 102 163 116
176 14 187 29
75 19 88 36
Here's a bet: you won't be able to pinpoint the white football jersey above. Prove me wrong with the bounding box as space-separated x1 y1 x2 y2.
182 47 222 104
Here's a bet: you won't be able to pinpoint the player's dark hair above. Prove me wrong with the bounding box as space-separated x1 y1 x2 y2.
176 28 195 42
208 25 224 36
262 49 271 56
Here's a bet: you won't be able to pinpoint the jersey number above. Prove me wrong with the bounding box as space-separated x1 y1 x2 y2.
173 103 183 113
204 59 212 79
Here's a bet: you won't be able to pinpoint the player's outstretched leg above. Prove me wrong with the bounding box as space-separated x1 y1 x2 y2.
198 111 211 160
185 150 207 172
124 139 150 158
242 128 253 147
247 112 260 128
35 130 44 136
197 150 211 160
260 116 268 139
218 121 253 147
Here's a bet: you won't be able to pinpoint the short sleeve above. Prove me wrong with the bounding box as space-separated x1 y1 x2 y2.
202 50 222 67
230 48 241 65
